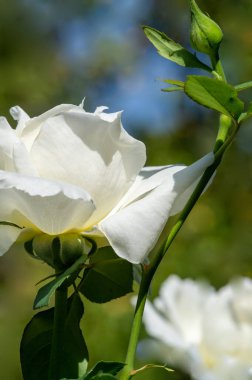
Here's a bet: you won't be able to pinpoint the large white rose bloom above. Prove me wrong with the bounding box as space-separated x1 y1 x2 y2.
141 275 252 379
0 103 213 263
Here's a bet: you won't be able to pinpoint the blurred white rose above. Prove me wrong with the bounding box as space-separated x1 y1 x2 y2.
0 103 213 263
141 276 252 379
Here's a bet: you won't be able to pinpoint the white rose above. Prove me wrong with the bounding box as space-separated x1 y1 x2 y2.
141 275 252 380
0 103 213 263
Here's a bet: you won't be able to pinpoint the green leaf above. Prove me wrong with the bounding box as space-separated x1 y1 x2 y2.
20 294 88 380
34 255 86 309
184 75 244 119
84 361 125 380
162 79 184 87
143 26 211 71
64 294 89 377
161 79 184 92
79 247 133 303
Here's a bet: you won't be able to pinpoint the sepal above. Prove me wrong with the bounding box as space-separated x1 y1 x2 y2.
25 233 92 271
34 254 87 309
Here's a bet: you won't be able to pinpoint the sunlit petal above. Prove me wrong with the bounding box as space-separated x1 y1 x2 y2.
29 107 146 224
99 153 213 263
0 225 23 255
0 171 95 235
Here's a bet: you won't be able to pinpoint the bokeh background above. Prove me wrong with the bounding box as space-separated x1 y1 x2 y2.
0 0 252 379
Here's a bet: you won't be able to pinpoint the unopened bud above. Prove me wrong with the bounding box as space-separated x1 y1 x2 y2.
26 233 92 270
190 0 223 56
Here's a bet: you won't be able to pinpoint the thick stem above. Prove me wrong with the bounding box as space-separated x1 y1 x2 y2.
148 119 239 280
120 123 239 380
120 272 152 380
149 156 221 279
48 284 68 380
120 160 220 380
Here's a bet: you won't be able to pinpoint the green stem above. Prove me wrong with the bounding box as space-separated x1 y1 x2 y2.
211 52 226 82
120 272 151 380
48 284 68 380
149 120 239 279
214 115 233 153
148 154 221 279
120 122 239 380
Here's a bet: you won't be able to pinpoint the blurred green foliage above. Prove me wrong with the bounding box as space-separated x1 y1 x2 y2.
0 1 252 379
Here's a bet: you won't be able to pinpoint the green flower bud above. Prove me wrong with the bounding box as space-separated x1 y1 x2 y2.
190 0 223 56
25 233 92 270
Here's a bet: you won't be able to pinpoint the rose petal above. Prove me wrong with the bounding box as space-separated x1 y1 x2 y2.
0 226 37 256
0 225 23 255
170 152 214 215
137 338 172 362
29 107 146 225
0 117 17 171
18 104 79 151
99 179 178 263
224 278 252 324
109 153 214 214
0 171 95 235
112 164 186 212
99 153 213 263
9 105 30 135
143 300 185 349
0 117 37 175
156 276 212 344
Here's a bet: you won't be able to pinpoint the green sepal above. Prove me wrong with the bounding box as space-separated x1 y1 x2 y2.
20 293 89 380
79 247 133 303
0 221 22 228
184 75 244 119
161 79 184 92
34 254 86 309
30 233 90 271
143 26 211 71
162 79 184 87
162 86 184 92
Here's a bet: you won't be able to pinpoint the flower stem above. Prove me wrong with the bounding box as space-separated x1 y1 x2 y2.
120 122 239 380
48 283 68 380
120 271 152 380
211 52 226 82
214 115 233 153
